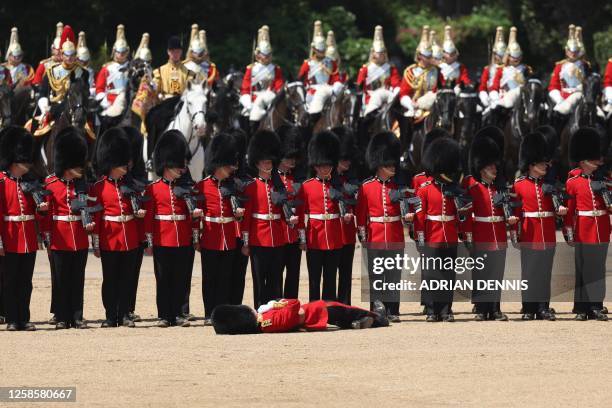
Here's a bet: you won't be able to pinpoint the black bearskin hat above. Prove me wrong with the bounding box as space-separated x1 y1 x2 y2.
535 125 558 158
569 127 601 164
95 127 131 176
422 128 451 156
277 125 305 160
473 126 505 156
0 126 33 170
121 126 146 178
211 304 259 335
519 132 551 173
247 130 281 169
153 129 189 177
469 135 502 177
308 131 340 168
333 126 358 160
54 126 88 176
205 132 240 175
366 131 401 172
422 137 461 180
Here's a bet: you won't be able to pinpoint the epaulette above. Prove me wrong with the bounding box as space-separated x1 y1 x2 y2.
45 177 60 187
420 180 432 188
514 175 526 183
415 172 425 177
362 177 375 185
247 63 253 69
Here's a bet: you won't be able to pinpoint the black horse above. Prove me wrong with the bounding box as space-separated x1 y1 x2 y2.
208 70 242 133
455 85 482 172
0 83 12 128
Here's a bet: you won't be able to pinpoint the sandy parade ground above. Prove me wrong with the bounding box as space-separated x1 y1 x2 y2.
0 243 611 408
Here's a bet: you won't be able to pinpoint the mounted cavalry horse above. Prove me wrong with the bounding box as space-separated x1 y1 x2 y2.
0 83 11 128
257 81 309 133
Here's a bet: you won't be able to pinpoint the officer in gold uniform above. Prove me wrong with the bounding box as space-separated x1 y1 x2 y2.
153 36 194 100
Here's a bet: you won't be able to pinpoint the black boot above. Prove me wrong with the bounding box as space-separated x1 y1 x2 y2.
371 300 389 327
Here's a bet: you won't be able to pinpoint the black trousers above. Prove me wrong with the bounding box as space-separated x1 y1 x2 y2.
100 249 139 322
366 248 401 315
306 249 340 302
472 248 507 315
201 249 234 317
250 246 283 309
153 246 193 322
230 238 249 305
326 303 376 329
181 247 196 316
0 256 4 317
48 250 57 315
52 250 88 324
521 247 555 314
338 244 355 305
422 245 457 316
282 242 302 299
574 243 608 314
2 252 36 324
129 243 145 313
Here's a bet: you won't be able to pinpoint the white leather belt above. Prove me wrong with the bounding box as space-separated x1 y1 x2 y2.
104 215 134 222
561 87 581 93
155 214 186 221
578 210 607 217
253 213 281 221
426 215 456 222
523 211 554 218
4 214 35 222
204 216 235 224
308 213 340 220
52 215 82 222
369 215 401 223
474 216 505 223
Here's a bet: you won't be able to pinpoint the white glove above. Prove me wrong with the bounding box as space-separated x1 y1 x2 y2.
332 81 344 96
605 86 612 105
549 89 563 105
400 95 415 117
453 85 461 96
239 94 253 111
489 90 500 109
478 90 490 107
37 97 50 114
391 86 400 98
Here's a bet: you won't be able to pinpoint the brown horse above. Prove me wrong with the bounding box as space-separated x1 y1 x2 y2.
259 81 308 132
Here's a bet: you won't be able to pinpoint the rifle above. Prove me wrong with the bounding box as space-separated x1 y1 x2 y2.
329 179 359 218
173 184 202 215
442 183 473 221
492 187 522 244
590 179 612 208
541 182 572 213
270 186 302 228
219 176 252 221
120 176 150 214
389 187 421 225
20 178 51 207
70 179 103 229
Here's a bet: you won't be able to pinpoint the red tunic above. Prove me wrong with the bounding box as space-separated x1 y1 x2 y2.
604 59 612 89
355 177 404 246
143 179 197 247
414 181 459 244
240 64 284 99
548 60 587 99
478 65 500 92
439 63 472 88
241 177 288 248
412 172 432 192
338 174 356 245
564 172 611 243
94 63 126 104
0 67 13 87
297 59 340 94
0 173 39 253
278 171 299 244
296 177 343 250
43 177 90 251
32 58 55 86
512 176 557 248
196 176 237 251
356 64 401 103
259 299 328 333
461 176 507 249
90 176 140 251
399 65 441 100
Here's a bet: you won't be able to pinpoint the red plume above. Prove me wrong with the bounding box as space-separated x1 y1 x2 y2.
60 25 75 48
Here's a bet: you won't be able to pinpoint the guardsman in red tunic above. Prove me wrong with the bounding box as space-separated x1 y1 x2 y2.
297 21 342 122
239 26 285 126
414 138 462 322
42 127 92 330
143 130 201 327
241 130 293 308
479 27 506 109
356 26 401 117
412 128 451 192
0 127 45 331
95 25 130 117
32 22 63 86
2 27 35 88
296 131 345 301
91 128 144 328
196 132 242 323
438 25 472 91
334 127 358 304
276 126 305 299
514 131 565 321
211 299 389 334
325 30 348 84
462 130 509 321
356 132 407 322
603 57 612 114
564 128 610 321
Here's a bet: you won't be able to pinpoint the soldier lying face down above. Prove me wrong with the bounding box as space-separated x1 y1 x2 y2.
212 299 390 334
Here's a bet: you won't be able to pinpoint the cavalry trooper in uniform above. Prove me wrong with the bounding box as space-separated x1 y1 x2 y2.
438 25 472 91
76 32 95 95
479 27 506 110
2 27 35 87
399 26 441 119
131 33 157 129
95 25 130 115
325 30 347 83
153 36 194 101
548 25 591 124
429 29 443 67
489 27 533 110
239 25 285 131
32 22 64 87
355 25 401 117
183 24 219 88
297 21 343 124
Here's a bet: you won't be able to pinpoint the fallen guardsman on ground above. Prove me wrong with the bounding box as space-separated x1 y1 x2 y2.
211 299 390 334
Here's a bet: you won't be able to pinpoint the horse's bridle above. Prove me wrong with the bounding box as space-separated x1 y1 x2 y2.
284 82 307 125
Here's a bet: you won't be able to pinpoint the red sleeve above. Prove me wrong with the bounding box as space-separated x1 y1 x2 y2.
478 66 489 92
548 64 562 92
329 60 340 84
491 67 503 91
356 66 367 87
260 299 302 333
460 178 473 235
604 61 612 88
2 68 12 87
32 63 46 86
143 184 154 236
399 68 412 98
414 186 427 237
564 179 576 231
389 66 401 88
297 61 309 82
459 64 472 87
90 183 102 237
272 66 284 92
40 182 53 235
240 66 252 95
295 184 306 231
95 66 108 96
240 182 254 239
355 185 367 229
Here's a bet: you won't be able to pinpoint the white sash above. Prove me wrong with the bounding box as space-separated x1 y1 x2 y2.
366 63 389 86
